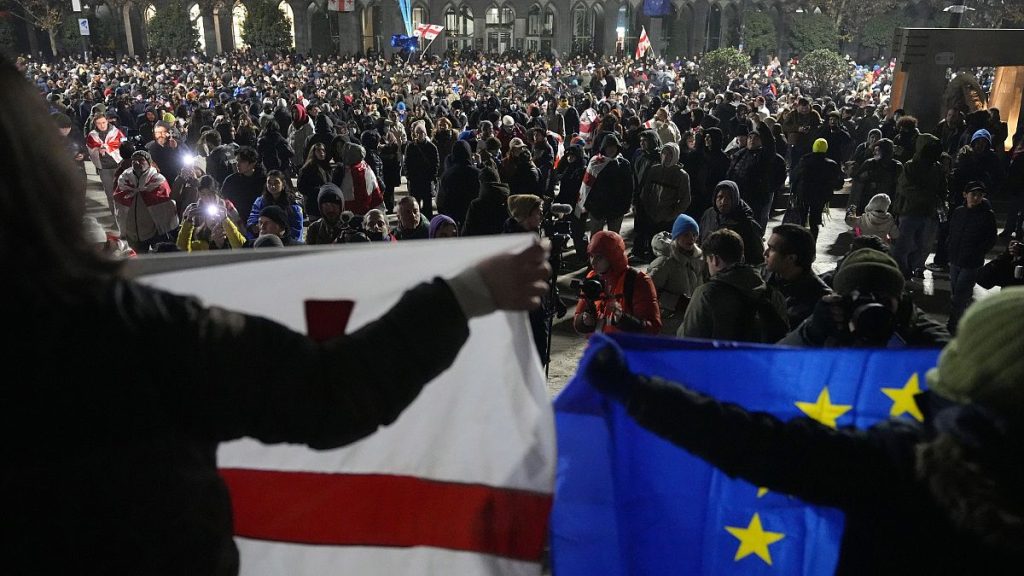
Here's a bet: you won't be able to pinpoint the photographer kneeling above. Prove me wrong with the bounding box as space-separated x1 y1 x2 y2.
574 231 662 336
780 248 949 348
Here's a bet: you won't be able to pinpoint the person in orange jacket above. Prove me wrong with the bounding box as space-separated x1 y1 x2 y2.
574 231 662 335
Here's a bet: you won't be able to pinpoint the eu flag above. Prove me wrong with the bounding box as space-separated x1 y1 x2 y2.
643 0 672 17
551 333 940 575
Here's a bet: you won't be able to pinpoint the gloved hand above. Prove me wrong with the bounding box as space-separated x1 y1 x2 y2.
803 294 846 345
584 338 637 405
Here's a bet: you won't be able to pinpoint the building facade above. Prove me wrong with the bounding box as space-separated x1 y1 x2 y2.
17 0 946 61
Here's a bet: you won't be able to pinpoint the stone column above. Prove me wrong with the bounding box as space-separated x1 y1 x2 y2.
202 12 218 55
691 1 708 56
123 5 135 55
290 0 310 54
338 10 361 55
647 17 662 57
603 0 620 57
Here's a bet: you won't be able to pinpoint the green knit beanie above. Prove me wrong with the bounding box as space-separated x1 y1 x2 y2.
926 287 1024 419
833 248 906 299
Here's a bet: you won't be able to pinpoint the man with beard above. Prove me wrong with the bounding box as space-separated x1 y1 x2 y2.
146 121 187 186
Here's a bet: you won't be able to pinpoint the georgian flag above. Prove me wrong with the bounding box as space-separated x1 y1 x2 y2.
636 26 653 59
415 23 445 41
133 236 555 575
327 0 355 12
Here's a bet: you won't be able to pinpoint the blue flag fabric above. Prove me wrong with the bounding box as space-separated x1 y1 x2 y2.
643 0 672 17
551 333 940 576
390 34 418 49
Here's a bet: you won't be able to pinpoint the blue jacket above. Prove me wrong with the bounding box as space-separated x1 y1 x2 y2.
246 196 304 241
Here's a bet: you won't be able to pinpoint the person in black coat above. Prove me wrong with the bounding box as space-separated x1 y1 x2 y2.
581 134 635 235
255 121 294 175
379 129 403 213
437 140 480 227
463 166 511 236
360 130 384 187
585 286 1024 576
404 122 440 219
791 139 845 241
946 183 997 332
554 144 590 259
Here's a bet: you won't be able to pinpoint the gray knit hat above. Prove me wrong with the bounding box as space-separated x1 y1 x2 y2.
927 288 1024 419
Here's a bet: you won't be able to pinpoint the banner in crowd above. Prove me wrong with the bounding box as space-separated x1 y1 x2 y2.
327 0 355 12
136 237 556 576
551 333 940 575
415 23 445 41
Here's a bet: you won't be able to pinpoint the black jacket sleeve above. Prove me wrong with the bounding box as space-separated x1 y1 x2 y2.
625 374 925 510
124 278 469 449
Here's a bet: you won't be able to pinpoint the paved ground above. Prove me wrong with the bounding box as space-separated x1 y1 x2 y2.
84 164 998 397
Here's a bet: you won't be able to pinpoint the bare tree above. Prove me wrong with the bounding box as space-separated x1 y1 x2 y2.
5 0 64 57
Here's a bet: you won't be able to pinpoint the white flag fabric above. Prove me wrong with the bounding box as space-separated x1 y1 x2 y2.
134 236 555 575
414 23 445 40
636 26 652 59
327 0 354 12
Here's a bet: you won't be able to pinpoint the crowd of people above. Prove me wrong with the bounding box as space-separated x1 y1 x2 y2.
6 42 1024 574
29 46 1024 342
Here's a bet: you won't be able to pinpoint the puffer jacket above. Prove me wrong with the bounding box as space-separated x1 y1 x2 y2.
649 231 707 335
947 200 997 268
641 143 691 223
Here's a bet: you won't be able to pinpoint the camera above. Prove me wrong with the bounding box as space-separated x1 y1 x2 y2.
570 278 604 301
540 202 573 252
842 290 895 344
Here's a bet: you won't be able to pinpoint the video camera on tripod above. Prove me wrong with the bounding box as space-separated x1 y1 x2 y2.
540 202 574 251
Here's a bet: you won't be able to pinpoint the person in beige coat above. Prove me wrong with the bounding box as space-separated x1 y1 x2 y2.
649 214 707 335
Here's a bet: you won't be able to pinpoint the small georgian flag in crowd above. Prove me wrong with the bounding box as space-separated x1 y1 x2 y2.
636 26 653 59
415 23 445 41
327 0 355 12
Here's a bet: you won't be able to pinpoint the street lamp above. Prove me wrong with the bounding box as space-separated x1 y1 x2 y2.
944 3 975 28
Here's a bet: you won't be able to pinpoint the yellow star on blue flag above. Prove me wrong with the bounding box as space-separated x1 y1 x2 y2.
881 372 925 422
724 512 786 565
795 387 852 429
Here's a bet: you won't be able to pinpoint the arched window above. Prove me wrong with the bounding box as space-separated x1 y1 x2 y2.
144 4 156 22
189 3 206 52
445 5 474 51
412 6 427 31
232 1 248 49
278 1 296 48
572 3 594 53
526 4 555 52
706 4 722 51
486 5 513 25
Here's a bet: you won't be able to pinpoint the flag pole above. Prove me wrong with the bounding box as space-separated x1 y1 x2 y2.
423 35 439 56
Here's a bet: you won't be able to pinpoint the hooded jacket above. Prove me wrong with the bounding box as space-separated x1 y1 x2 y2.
649 231 707 334
853 139 902 202
632 130 663 194
438 141 480 226
698 180 765 266
641 143 692 223
287 104 314 170
847 193 900 241
462 169 511 236
896 134 947 218
680 262 787 342
573 231 662 335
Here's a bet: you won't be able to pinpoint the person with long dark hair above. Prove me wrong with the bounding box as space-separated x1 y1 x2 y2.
245 169 304 241
0 57 550 575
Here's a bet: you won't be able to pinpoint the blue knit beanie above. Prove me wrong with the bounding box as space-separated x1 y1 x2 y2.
671 214 699 239
971 129 992 145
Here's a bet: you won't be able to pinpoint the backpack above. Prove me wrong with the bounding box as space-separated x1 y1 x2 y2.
208 144 238 184
749 286 789 344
